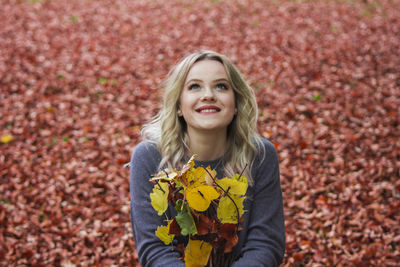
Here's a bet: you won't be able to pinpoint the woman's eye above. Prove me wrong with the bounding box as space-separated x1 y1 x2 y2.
216 83 228 90
188 84 200 90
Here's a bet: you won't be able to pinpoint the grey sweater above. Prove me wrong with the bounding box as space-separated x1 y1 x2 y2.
129 138 285 267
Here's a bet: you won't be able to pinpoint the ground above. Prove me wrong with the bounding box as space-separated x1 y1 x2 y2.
0 0 399 266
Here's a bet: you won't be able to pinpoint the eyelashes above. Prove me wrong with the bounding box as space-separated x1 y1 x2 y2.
187 83 229 90
215 83 228 90
188 84 201 90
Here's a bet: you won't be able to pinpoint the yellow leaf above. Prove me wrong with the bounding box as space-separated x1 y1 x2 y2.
204 166 216 186
217 195 245 224
1 134 13 144
155 221 175 245
185 167 208 189
132 125 141 131
216 177 248 196
182 154 196 174
150 169 178 182
46 106 56 112
232 174 248 186
186 185 220 212
184 239 212 267
150 182 169 216
180 155 197 187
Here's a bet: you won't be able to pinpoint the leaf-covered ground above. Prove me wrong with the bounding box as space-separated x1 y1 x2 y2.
1 0 399 266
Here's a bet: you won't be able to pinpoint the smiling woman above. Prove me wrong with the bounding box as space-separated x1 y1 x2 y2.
129 51 285 267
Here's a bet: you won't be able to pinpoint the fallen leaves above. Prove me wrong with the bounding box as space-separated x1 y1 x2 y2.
0 134 13 144
1 0 399 266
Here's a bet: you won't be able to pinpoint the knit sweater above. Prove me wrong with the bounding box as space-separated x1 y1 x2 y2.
129 138 285 267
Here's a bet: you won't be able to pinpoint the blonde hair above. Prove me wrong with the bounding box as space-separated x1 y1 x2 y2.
141 50 262 185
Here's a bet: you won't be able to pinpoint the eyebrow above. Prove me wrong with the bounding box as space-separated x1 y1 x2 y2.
185 78 230 86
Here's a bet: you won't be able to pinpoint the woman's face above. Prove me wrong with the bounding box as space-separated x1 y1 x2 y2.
179 59 236 136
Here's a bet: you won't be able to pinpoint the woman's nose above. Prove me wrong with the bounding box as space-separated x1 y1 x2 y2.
200 87 215 101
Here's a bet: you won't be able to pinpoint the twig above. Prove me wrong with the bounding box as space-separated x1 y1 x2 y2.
173 186 183 195
238 163 248 180
155 180 165 193
163 169 169 178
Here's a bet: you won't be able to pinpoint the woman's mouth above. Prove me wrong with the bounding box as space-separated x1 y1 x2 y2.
196 106 221 113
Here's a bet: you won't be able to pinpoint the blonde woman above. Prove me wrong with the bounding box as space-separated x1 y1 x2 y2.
130 51 285 266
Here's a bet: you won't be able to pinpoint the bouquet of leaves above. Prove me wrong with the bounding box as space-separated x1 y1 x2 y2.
149 155 248 267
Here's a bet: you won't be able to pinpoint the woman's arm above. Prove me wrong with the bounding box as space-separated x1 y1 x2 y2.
232 139 285 266
130 142 185 267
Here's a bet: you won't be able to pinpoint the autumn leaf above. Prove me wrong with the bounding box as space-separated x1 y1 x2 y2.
204 166 216 186
180 165 220 212
231 174 248 186
184 239 213 267
150 182 169 216
150 169 179 182
186 185 219 212
175 201 197 236
218 223 239 253
216 176 248 196
217 195 245 224
1 134 13 144
168 218 181 236
155 220 175 245
181 154 196 175
179 155 197 187
193 214 215 235
185 166 207 189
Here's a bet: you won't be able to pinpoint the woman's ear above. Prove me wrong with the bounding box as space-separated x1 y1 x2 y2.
177 109 183 117
234 108 238 115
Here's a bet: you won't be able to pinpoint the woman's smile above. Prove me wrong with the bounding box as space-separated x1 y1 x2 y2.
195 105 221 113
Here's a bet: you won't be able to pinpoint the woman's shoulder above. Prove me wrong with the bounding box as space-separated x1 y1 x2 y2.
250 137 280 186
252 137 279 171
131 140 161 162
254 137 278 158
133 140 158 153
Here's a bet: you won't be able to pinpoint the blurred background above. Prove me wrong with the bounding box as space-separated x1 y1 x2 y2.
1 0 399 266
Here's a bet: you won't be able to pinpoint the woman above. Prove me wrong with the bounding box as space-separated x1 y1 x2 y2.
129 50 285 266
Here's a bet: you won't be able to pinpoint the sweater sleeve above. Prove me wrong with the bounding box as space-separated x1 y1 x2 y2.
129 142 185 267
232 139 285 267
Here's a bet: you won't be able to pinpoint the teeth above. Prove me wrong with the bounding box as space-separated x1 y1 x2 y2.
200 109 218 113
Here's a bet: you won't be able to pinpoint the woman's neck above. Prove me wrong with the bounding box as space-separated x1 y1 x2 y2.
186 129 227 161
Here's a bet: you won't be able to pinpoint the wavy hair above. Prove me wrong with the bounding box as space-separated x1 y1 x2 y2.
141 50 262 185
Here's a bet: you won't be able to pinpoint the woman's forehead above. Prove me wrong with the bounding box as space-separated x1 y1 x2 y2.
185 60 228 82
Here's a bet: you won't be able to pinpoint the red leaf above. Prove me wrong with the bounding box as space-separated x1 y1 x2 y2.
169 218 181 236
218 223 238 253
